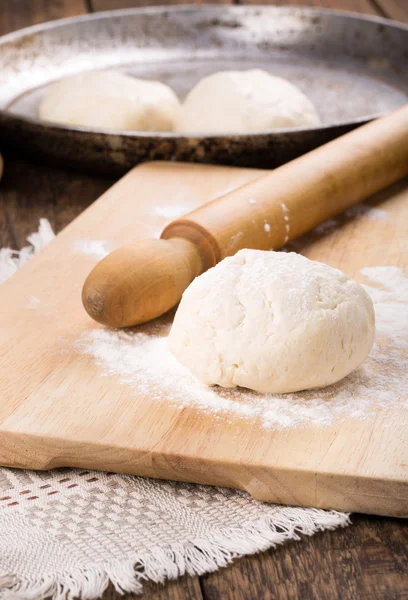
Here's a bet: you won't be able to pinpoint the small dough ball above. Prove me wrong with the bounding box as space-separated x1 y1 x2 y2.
169 250 375 394
177 69 320 134
39 70 181 131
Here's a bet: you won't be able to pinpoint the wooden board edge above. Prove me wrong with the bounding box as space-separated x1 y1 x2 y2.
1 430 406 517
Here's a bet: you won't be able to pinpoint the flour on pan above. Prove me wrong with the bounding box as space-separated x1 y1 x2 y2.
78 265 408 430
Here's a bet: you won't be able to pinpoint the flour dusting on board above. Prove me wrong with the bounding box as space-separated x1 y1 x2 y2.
345 205 389 221
79 265 407 430
313 205 389 236
151 203 194 220
73 239 110 260
26 295 41 309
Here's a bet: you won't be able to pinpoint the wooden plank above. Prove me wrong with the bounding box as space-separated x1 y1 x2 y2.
200 514 408 600
0 161 406 518
373 0 408 22
0 0 88 36
101 577 203 600
237 0 378 15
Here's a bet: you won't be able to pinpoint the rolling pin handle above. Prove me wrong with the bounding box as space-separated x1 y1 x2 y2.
82 237 202 328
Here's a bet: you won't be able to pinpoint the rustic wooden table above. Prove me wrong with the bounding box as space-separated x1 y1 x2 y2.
1 1 407 598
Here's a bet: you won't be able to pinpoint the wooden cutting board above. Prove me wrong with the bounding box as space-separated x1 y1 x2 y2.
0 162 407 517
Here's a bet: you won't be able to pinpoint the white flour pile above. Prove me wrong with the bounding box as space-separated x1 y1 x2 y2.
79 265 407 430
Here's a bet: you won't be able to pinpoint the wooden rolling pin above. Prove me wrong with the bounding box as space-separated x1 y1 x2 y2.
83 104 408 328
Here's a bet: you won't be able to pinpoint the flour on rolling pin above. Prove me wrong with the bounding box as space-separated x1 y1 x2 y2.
77 265 408 430
281 203 291 243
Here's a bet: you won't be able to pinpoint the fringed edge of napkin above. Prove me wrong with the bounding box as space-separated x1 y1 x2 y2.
0 508 350 599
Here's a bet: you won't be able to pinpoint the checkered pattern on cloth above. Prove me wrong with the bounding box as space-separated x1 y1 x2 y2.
0 467 349 599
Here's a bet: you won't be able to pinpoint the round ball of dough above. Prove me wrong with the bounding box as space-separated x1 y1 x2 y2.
38 70 181 132
169 250 375 394
177 69 320 134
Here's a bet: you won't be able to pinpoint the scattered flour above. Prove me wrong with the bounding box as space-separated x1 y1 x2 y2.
264 223 271 233
26 295 41 309
313 204 388 237
78 265 408 431
314 219 338 235
248 198 257 205
151 228 164 239
73 239 110 260
345 204 388 221
151 204 194 220
209 184 237 201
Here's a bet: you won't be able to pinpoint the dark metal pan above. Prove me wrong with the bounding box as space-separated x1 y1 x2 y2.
0 5 407 174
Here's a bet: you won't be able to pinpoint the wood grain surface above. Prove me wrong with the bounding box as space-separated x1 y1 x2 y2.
1 159 406 518
0 1 407 599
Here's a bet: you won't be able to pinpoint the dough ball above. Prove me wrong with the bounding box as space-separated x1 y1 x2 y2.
38 70 181 131
169 250 375 394
177 69 320 134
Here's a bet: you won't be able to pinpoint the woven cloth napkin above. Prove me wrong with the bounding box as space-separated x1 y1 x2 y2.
0 222 349 600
